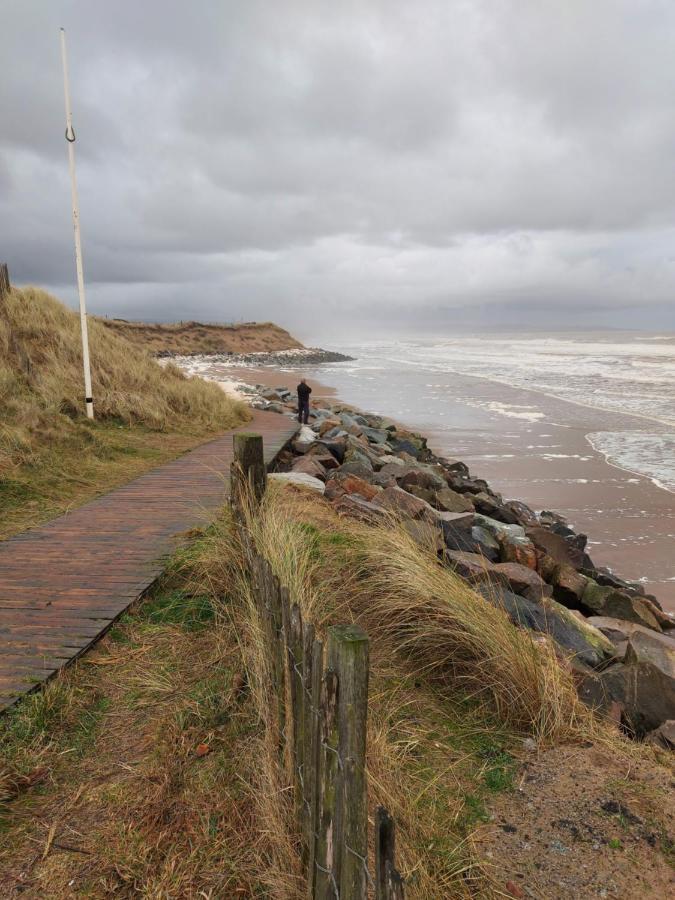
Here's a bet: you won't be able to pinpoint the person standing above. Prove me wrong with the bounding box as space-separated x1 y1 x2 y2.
297 378 312 424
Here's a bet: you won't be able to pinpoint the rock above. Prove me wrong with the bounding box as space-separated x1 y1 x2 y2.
535 552 560 582
526 526 592 571
434 487 474 514
332 494 387 524
269 472 325 494
397 466 447 493
470 525 501 562
476 584 614 668
473 515 528 544
444 550 498 584
324 471 381 502
438 457 470 476
266 401 284 414
578 635 675 735
405 484 437 506
587 617 675 649
338 459 374 479
501 500 538 527
447 475 491 495
625 629 675 676
361 426 389 444
581 581 661 631
403 520 445 554
291 456 328 481
499 538 538 570
645 720 675 751
551 564 589 609
316 438 347 464
492 562 550 602
305 446 340 469
319 417 342 436
376 454 405 467
372 486 431 520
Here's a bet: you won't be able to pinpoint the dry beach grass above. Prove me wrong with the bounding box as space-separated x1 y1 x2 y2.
0 286 248 535
0 493 672 897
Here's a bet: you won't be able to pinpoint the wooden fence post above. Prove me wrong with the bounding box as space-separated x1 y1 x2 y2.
302 621 316 853
327 624 370 899
0 263 9 300
290 603 305 822
307 638 324 898
376 807 404 899
280 585 294 779
315 669 340 899
231 432 266 515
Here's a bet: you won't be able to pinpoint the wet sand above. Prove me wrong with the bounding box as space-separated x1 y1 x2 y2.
251 364 675 612
195 360 674 612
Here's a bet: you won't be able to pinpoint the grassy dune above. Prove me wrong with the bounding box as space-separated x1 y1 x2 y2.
0 286 249 535
99 317 303 355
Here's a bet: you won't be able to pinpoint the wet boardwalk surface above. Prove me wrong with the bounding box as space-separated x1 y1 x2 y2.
0 411 298 711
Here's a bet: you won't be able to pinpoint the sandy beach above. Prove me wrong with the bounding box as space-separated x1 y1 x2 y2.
205 359 675 613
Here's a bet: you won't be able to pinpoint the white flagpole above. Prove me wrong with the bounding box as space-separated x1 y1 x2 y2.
60 27 94 420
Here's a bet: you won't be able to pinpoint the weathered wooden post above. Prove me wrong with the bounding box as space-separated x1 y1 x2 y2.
376 807 404 899
315 669 340 898
307 638 324 898
0 263 10 300
327 624 370 899
302 621 316 852
231 432 266 516
290 603 305 821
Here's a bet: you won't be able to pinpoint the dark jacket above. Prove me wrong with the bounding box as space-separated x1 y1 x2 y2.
297 382 311 402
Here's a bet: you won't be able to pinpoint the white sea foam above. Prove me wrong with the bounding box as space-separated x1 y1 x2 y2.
586 432 675 493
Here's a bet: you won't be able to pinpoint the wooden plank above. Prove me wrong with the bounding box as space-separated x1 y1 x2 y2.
0 411 298 713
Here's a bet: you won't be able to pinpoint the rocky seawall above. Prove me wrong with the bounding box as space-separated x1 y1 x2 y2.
260 386 675 749
157 347 353 365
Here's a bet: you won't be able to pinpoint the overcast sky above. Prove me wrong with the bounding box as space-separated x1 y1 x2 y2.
2 1 674 340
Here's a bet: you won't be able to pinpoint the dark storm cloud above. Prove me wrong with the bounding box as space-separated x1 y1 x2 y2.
1 0 674 338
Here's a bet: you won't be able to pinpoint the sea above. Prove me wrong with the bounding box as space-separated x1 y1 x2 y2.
294 330 675 607
302 331 675 494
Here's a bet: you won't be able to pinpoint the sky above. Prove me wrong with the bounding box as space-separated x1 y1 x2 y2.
1 0 674 341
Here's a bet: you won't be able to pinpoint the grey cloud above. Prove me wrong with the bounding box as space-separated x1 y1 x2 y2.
1 0 674 333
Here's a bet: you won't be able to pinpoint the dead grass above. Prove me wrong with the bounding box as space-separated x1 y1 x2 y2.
0 286 249 536
0 490 669 898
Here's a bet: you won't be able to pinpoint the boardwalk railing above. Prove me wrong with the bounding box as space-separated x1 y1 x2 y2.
231 433 405 899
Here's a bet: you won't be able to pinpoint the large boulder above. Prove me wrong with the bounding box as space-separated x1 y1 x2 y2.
434 487 474 514
372 486 431 521
492 562 550 602
397 466 447 493
324 471 382 502
499 537 538 570
403 520 445 554
305 446 340 470
316 438 347 464
587 617 675 650
269 472 325 494
551 564 589 609
444 550 499 584
470 525 501 562
292 456 328 481
333 494 387 524
578 639 675 736
473 515 528 545
476 585 615 669
581 581 661 631
526 525 592 571
361 426 389 444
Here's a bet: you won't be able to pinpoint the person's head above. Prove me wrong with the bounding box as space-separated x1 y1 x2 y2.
301 378 307 384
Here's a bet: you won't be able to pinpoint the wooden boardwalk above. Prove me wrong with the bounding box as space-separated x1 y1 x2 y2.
0 410 298 712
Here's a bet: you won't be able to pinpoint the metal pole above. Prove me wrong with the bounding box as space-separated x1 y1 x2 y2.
60 27 94 419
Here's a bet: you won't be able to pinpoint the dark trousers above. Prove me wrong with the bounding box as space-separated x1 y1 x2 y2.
298 398 310 424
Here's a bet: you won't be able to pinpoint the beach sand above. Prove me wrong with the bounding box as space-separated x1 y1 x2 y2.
190 359 674 612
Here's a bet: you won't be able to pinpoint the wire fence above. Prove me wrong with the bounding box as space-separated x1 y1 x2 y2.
232 434 405 899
